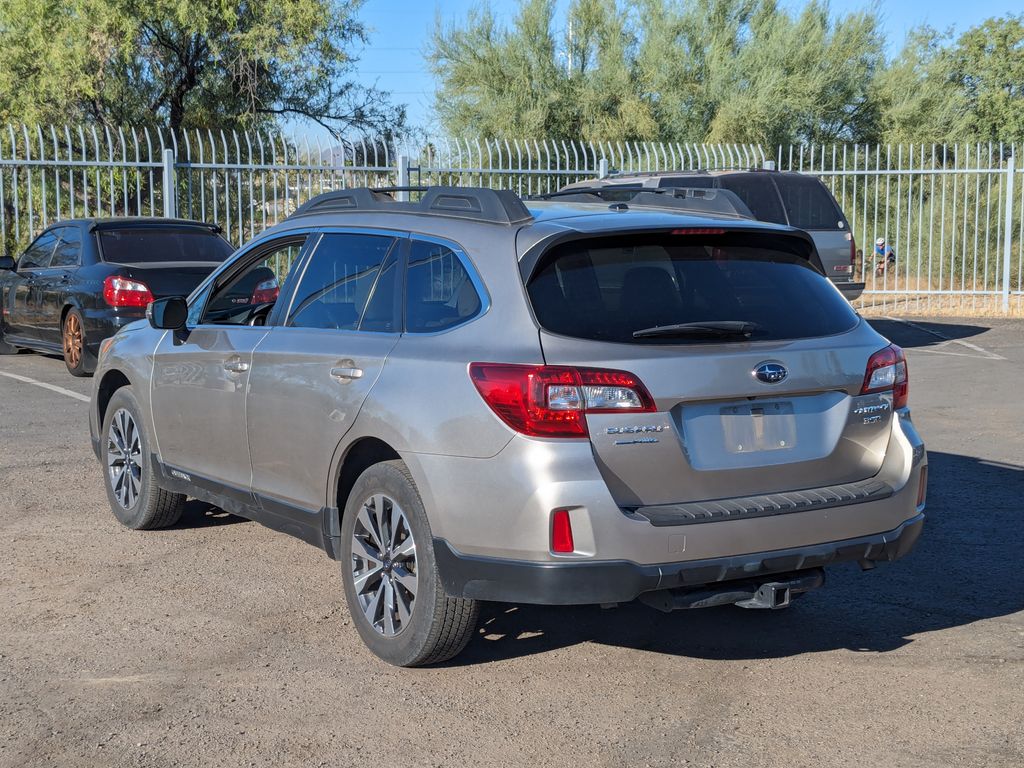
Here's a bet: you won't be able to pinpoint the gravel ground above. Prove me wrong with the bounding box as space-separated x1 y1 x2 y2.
1 317 1022 768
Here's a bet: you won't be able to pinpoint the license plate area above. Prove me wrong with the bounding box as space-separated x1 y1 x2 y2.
720 402 796 454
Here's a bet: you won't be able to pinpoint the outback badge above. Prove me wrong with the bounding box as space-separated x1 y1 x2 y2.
753 361 788 384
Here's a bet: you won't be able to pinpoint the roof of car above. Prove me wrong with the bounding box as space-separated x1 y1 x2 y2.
42 217 222 232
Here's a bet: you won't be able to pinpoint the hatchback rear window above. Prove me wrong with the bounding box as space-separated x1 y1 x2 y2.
526 233 857 344
773 175 845 230
99 228 233 264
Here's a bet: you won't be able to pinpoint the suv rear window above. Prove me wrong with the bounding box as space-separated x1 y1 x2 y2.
99 228 232 264
716 175 787 224
526 233 857 344
773 175 844 230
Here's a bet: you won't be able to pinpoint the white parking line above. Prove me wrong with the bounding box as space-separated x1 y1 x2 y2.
0 371 90 403
882 316 1007 361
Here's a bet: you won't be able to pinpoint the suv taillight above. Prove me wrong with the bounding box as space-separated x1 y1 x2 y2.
849 233 857 271
861 344 908 409
103 275 154 308
468 363 656 438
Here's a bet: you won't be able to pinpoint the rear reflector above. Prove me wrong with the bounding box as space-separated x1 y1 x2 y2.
551 509 575 553
917 466 928 506
861 344 908 408
469 363 655 438
103 275 154 308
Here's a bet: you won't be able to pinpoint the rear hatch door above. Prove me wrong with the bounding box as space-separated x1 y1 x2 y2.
526 228 892 507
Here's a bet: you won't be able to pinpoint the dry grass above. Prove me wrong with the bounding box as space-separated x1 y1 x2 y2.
854 294 1024 318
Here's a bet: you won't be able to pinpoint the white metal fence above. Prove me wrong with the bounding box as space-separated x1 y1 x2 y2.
1 125 1021 314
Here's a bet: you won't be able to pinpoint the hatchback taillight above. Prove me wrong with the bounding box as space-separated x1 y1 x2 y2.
861 344 908 408
103 275 154 308
468 363 655 438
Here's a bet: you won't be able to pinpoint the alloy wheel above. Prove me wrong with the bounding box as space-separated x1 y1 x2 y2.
63 313 82 369
107 408 142 510
350 493 418 636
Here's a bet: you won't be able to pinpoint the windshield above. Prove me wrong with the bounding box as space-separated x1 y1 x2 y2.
98 228 233 264
526 232 858 344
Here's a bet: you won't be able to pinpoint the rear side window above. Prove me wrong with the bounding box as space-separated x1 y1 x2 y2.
773 175 845 230
51 227 82 267
99 228 232 264
717 175 787 224
288 233 398 331
655 176 714 188
404 240 482 332
526 233 857 344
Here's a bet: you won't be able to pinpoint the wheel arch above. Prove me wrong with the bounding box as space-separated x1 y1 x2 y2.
334 436 401 519
96 368 132 428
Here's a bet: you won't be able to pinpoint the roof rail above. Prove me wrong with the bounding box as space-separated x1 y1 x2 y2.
529 187 754 219
287 186 533 226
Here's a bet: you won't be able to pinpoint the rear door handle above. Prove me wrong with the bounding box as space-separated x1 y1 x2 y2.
330 366 363 381
223 359 250 373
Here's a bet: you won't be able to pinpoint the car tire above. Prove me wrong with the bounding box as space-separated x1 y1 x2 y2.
101 387 185 530
340 460 479 666
62 308 92 377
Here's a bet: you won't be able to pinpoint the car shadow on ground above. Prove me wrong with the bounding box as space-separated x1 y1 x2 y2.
171 499 246 528
449 451 1024 666
866 318 990 349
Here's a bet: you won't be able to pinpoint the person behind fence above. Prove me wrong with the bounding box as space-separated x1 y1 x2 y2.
874 237 896 277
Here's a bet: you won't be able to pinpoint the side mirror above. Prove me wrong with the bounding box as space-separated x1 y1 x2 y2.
147 296 188 330
0 255 15 271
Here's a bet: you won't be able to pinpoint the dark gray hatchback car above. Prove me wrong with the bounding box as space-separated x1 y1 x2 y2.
89 187 925 666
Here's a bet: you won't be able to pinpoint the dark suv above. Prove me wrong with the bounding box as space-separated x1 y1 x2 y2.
562 170 863 301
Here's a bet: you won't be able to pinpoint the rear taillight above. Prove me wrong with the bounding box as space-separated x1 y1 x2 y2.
251 278 279 304
103 275 154 308
551 509 575 553
468 363 656 438
849 233 857 270
861 344 908 409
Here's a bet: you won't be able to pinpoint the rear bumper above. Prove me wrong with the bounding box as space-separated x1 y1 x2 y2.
81 308 145 355
434 512 924 605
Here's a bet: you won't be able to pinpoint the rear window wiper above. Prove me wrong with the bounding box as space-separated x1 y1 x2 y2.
632 321 759 339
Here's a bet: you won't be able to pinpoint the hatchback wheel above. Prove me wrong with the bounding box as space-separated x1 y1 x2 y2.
62 308 91 376
102 388 185 530
340 460 479 666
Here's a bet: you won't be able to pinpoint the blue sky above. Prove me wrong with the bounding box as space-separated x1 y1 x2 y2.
352 0 1019 133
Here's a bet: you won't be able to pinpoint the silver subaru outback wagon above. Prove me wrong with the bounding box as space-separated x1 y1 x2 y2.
88 186 926 666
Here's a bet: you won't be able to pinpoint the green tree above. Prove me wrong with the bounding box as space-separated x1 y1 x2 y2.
953 15 1024 142
0 0 405 135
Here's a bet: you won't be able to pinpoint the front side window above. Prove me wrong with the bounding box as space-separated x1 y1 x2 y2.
51 227 82 267
201 238 306 326
527 232 858 344
288 233 399 331
19 230 58 269
404 240 482 333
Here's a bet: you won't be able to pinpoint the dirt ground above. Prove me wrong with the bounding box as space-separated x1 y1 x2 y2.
1 317 1022 768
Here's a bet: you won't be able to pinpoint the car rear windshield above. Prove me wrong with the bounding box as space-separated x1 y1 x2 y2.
98 227 233 264
772 175 845 230
526 232 858 344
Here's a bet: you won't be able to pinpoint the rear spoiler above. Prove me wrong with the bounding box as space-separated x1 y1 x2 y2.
518 226 826 283
88 220 222 234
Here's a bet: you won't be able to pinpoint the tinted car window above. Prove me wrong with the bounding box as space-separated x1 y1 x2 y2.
773 174 845 230
202 238 306 325
19 230 58 269
99 227 232 264
51 227 82 267
655 176 714 188
717 175 787 224
405 240 482 333
527 233 857 344
289 233 398 331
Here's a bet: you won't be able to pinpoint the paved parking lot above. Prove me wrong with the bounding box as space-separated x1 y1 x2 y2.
1 318 1022 768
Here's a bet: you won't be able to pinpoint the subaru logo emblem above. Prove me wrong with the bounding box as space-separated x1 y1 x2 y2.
753 362 788 384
